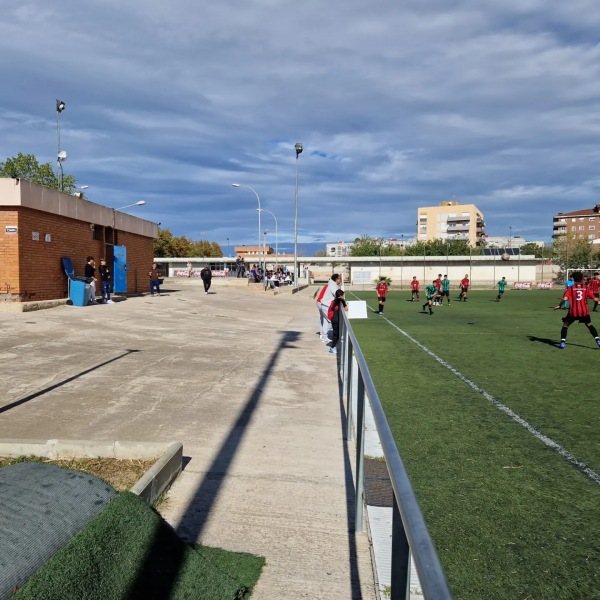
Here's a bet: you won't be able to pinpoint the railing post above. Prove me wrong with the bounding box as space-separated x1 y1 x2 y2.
347 352 358 441
354 373 365 533
391 493 411 600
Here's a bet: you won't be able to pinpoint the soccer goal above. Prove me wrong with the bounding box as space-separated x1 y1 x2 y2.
566 268 599 283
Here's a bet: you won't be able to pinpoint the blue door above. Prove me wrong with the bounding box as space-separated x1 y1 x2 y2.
113 245 128 293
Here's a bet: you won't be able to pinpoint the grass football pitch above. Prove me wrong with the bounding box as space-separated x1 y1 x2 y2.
347 288 600 600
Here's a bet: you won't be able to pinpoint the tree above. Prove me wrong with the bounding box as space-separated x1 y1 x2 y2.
519 242 544 257
153 228 223 258
0 152 76 193
552 237 600 273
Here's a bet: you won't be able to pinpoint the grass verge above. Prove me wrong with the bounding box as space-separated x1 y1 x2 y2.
15 492 264 599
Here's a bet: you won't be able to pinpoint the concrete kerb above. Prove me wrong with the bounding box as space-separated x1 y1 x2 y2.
0 438 183 506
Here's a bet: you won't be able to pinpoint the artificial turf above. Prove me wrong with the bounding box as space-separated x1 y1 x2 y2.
348 288 600 600
15 492 264 600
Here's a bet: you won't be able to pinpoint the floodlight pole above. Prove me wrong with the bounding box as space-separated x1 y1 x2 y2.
259 208 278 271
56 99 66 191
232 184 262 273
294 142 303 287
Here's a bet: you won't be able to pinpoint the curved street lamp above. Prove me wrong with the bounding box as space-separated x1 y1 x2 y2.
232 183 262 272
258 208 278 271
112 201 146 233
294 142 303 287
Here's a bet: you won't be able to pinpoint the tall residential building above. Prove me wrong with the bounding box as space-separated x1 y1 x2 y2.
552 204 600 242
417 201 485 246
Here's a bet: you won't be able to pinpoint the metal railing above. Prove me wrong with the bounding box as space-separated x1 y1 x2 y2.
340 313 453 600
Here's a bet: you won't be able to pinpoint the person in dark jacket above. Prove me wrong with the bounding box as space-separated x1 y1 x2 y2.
99 258 113 304
327 289 348 354
200 266 212 294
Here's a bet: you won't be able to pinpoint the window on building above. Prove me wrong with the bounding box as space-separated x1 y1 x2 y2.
590 226 596 231
571 226 576 231
579 234 584 239
589 234 596 239
590 217 596 221
579 226 585 230
579 217 585 221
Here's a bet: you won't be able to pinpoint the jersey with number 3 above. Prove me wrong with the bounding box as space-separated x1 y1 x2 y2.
565 285 595 317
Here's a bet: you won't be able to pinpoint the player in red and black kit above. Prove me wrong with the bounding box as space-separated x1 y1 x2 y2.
376 277 389 315
458 274 470 302
588 272 600 312
553 271 600 349
433 274 442 306
410 276 420 301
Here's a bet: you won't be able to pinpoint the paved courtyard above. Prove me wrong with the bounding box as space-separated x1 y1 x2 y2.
0 279 376 600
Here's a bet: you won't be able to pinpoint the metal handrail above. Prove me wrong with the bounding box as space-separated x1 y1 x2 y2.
340 313 453 600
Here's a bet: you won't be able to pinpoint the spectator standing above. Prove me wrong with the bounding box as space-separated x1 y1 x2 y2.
327 289 348 354
315 283 329 343
149 263 161 296
84 256 97 305
319 274 342 343
99 258 113 304
187 261 193 277
200 265 212 294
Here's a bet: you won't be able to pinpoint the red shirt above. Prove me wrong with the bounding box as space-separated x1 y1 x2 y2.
376 282 389 298
565 285 596 317
460 278 469 288
434 278 442 291
589 278 600 295
411 279 419 290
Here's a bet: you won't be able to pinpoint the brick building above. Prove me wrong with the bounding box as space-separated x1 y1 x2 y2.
552 203 600 242
0 178 158 305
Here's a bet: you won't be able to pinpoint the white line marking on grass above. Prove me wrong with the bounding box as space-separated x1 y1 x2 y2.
359 300 600 486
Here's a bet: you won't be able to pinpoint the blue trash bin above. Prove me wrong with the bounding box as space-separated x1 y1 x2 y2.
69 280 89 306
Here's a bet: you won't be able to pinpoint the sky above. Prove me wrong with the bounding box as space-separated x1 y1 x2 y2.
1 0 600 254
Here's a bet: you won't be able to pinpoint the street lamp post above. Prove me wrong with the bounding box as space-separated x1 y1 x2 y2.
56 100 66 191
232 183 262 273
294 142 303 287
112 201 146 234
258 208 278 271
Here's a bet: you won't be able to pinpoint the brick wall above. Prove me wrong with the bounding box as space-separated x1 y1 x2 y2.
116 231 155 294
0 210 20 298
0 207 155 302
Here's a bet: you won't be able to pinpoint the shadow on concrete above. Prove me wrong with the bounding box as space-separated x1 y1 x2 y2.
125 330 301 599
0 350 140 415
336 359 368 599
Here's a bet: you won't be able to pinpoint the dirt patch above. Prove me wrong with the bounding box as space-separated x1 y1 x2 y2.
0 456 155 491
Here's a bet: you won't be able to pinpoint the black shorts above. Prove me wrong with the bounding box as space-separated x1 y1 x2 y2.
378 296 386 303
461 287 468 293
563 314 592 325
441 290 449 297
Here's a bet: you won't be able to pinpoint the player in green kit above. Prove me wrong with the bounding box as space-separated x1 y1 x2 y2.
495 277 507 302
440 275 451 305
423 281 439 315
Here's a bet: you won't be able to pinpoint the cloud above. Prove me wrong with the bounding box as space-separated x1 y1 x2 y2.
1 0 600 247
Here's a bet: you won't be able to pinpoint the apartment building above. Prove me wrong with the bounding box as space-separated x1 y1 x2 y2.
326 241 354 257
417 201 485 246
552 204 600 241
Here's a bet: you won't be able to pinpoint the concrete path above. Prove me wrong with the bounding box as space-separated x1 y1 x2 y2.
0 279 376 600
